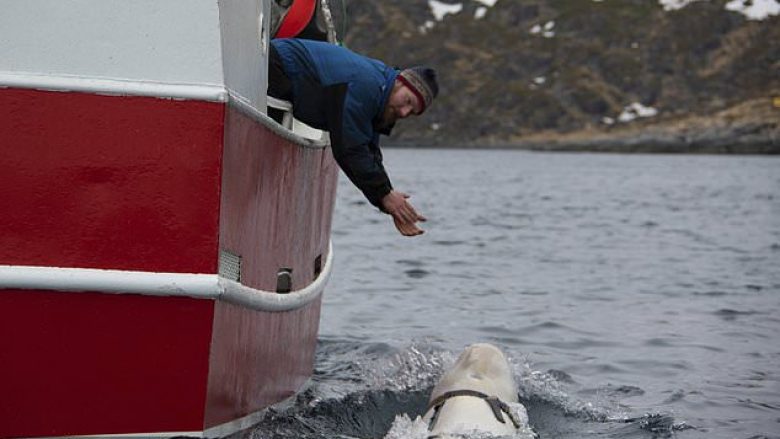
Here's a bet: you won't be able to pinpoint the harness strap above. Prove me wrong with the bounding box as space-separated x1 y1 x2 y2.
426 389 522 430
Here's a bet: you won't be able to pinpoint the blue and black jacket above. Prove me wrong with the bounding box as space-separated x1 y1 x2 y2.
270 38 399 210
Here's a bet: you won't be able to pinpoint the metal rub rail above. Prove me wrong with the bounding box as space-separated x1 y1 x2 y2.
0 243 333 312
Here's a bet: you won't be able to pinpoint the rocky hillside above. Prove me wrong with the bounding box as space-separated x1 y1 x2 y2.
337 0 779 152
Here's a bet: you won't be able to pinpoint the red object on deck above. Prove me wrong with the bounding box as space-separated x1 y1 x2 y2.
275 0 317 38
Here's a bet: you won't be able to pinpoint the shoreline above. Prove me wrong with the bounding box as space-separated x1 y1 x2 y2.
387 135 780 154
388 98 780 154
386 144 780 154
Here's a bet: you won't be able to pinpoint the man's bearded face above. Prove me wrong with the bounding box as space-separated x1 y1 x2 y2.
378 81 421 130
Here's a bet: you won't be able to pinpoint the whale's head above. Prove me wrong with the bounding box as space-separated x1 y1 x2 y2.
431 343 518 404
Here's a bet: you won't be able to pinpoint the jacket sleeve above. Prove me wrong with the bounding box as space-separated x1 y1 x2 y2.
324 83 393 210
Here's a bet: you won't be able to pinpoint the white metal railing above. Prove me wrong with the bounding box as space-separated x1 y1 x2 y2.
0 243 333 312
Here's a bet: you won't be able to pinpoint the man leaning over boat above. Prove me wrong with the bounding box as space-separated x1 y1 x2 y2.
268 38 439 237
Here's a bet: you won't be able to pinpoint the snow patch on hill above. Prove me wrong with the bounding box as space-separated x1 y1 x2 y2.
659 0 779 19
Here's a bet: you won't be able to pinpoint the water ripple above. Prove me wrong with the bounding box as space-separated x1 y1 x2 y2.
714 308 761 321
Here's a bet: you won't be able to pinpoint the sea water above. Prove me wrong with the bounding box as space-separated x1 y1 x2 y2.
238 149 780 439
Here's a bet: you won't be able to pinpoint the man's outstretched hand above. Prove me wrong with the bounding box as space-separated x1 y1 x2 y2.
381 190 427 237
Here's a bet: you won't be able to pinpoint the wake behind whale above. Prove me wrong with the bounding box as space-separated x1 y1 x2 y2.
224 340 685 439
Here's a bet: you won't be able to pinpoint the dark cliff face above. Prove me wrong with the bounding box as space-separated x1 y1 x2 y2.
338 0 779 148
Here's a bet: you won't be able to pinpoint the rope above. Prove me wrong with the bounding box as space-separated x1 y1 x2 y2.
320 0 338 43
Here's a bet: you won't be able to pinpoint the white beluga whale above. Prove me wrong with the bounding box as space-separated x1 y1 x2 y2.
422 343 536 438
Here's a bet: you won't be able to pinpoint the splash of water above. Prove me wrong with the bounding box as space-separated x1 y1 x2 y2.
365 342 456 392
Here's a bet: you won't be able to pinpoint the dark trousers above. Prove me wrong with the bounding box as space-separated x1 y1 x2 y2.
268 44 293 124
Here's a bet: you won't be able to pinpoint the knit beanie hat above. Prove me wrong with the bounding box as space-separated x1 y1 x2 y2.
397 66 439 114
